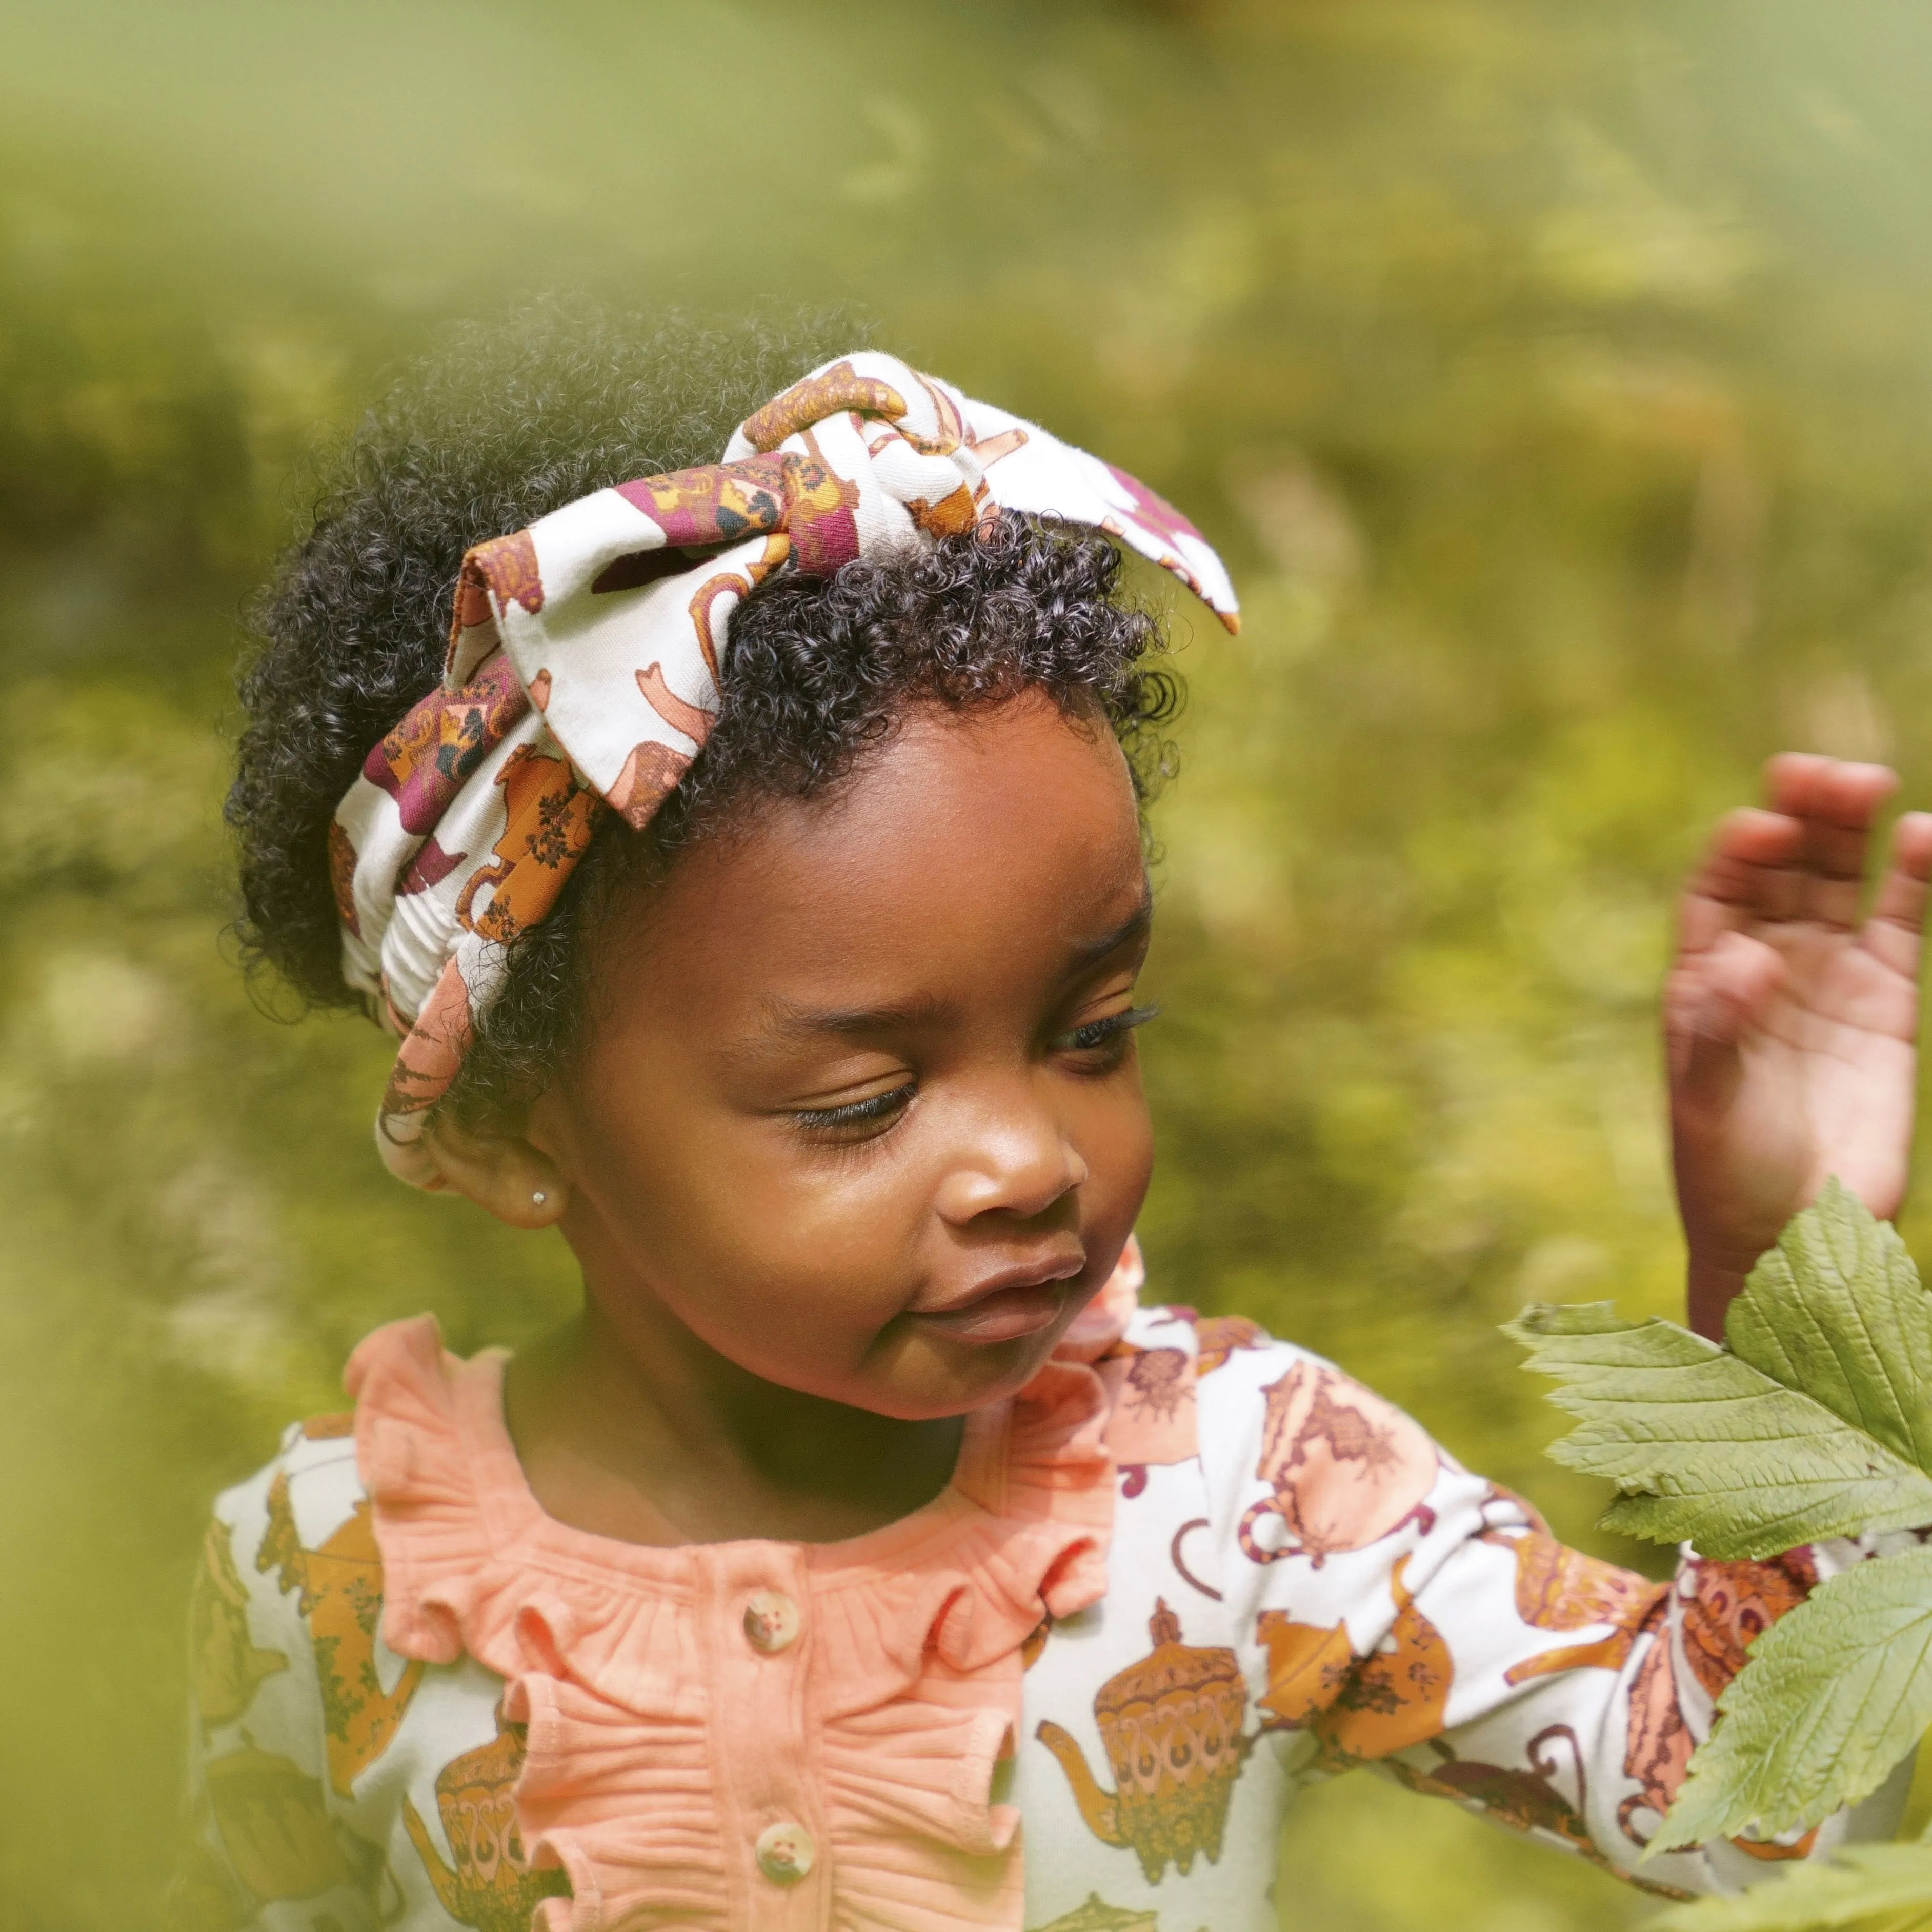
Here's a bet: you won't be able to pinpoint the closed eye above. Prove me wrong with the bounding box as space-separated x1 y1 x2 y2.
1052 1003 1161 1055
791 1083 915 1136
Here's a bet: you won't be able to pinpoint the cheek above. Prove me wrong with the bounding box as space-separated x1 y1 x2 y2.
561 1048 1157 1403
599 1064 1156 1274
1074 1071 1156 1239
582 1103 927 1335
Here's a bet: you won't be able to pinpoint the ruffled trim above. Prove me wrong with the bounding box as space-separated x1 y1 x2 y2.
347 1315 1113 1702
1053 1232 1143 1363
346 1282 1122 1930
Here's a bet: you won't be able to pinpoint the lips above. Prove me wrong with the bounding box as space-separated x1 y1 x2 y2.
910 1254 1086 1346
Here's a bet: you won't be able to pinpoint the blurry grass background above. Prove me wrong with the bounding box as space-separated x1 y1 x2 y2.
9 0 1932 1925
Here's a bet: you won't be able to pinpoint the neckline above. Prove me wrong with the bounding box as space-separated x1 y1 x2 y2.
350 1303 1123 1687
449 1345 1008 1587
348 1239 1139 1612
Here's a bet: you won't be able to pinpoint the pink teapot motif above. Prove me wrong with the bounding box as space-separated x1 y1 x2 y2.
1238 1359 1438 1566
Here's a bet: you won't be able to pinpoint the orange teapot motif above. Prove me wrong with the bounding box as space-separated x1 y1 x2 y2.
1030 1895 1161 1931
1677 1551 1813 1700
257 1470 425 1797
189 1516 287 1733
1036 1599 1250 1883
402 1705 569 1932
1255 1553 1452 1765
203 1740 375 1905
1479 1510 1666 1685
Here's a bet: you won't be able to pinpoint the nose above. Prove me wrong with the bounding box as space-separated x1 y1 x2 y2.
934 1079 1089 1226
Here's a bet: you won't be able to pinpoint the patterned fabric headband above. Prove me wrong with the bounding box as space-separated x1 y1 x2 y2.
330 352 1240 1186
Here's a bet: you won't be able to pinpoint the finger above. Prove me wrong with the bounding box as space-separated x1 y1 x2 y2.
1861 809 1932 979
1677 808 1804 952
1766 754 1891 925
1763 751 1896 823
1764 754 1899 929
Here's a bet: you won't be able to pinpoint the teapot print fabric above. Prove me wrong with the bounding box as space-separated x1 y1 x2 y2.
329 352 1242 1189
181 1298 1908 1932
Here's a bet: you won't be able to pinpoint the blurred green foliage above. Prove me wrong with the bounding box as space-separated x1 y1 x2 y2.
9 0 1932 1925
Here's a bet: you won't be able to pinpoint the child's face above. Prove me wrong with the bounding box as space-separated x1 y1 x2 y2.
527 692 1156 1419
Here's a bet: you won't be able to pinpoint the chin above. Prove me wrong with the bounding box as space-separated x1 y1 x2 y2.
880 1335 1069 1421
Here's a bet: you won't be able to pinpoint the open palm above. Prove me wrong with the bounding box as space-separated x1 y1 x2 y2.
1667 755 1932 1338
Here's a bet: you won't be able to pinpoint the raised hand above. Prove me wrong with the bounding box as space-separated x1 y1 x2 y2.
1667 754 1932 1338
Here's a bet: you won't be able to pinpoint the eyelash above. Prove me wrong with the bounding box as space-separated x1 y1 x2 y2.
788 1007 1160 1137
791 1088 914 1133
1055 1002 1161 1055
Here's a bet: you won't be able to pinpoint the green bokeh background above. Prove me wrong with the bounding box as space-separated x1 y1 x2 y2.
9 1 1932 1924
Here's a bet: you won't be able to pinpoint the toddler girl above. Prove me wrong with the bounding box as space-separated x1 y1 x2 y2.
180 308 1932 1932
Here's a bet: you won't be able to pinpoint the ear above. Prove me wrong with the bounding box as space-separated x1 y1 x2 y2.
419 1111 570 1229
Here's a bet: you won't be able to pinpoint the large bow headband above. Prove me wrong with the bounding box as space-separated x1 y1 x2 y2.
330 353 1239 1185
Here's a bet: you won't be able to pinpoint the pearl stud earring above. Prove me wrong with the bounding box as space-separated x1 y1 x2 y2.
532 1190 548 1207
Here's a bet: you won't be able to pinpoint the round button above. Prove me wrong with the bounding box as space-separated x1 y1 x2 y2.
743 1589 801 1655
755 1820 815 1884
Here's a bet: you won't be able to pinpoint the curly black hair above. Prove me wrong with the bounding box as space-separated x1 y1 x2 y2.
229 300 1180 1130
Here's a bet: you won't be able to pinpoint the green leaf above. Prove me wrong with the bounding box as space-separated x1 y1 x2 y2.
1506 1181 1932 1558
1649 1546 1932 1852
1729 1184 1932 1478
1507 1301 1631 1338
1652 1843 1932 1930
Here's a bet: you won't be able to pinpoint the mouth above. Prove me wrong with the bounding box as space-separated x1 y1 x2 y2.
909 1253 1088 1347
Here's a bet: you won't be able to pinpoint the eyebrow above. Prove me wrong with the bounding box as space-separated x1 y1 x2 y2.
1065 887 1154 977
757 991 956 1040
754 886 1155 1042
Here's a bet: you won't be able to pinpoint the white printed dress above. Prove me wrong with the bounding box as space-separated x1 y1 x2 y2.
175 1275 1908 1932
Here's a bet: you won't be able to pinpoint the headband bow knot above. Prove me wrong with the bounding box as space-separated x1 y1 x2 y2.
329 352 1238 1185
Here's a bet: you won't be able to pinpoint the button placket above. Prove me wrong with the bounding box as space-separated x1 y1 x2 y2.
698 1546 828 1924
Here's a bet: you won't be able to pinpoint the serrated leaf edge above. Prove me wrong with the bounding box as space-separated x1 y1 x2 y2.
1647 1547 1932 1854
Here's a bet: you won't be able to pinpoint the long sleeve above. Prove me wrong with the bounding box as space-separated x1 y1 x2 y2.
172 1421 393 1932
1199 1330 1913 1899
